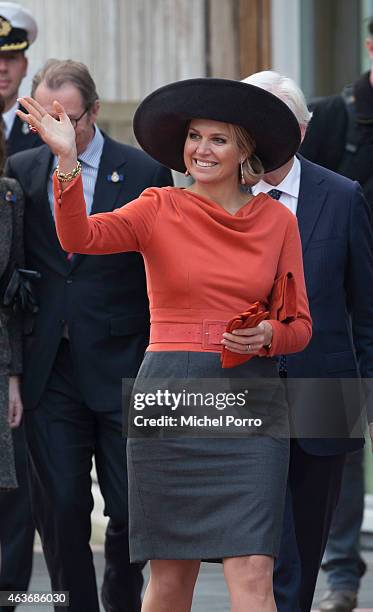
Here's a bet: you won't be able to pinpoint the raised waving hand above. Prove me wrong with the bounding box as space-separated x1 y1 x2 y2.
16 97 77 166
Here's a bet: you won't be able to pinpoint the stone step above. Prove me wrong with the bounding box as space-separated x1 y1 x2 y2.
28 549 373 611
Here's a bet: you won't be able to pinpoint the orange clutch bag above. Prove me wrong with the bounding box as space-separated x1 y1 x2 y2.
221 272 297 368
268 271 297 322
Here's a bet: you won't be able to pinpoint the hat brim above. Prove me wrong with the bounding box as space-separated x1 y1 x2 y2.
133 78 301 173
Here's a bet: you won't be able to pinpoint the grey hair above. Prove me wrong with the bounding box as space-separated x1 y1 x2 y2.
242 70 312 127
31 59 99 110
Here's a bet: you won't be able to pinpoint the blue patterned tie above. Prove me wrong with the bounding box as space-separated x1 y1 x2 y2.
268 188 282 201
267 189 287 376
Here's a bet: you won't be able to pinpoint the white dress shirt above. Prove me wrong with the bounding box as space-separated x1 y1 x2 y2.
252 156 301 216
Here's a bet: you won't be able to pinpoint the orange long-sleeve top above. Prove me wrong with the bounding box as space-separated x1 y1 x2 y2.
54 175 312 356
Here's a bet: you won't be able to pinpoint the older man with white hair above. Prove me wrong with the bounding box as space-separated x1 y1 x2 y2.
242 71 373 612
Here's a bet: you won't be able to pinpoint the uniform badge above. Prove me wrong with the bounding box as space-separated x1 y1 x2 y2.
0 17 11 37
107 171 124 183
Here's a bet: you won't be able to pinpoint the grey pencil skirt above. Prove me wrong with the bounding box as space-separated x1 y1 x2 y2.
127 351 289 562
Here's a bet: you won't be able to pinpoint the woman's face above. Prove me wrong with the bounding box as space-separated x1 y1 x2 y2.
183 119 242 186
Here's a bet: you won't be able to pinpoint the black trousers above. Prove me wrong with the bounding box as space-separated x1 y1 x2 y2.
24 339 143 612
0 425 35 612
274 440 345 612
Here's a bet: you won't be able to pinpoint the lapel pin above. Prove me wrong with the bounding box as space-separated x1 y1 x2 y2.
5 190 16 202
107 171 124 183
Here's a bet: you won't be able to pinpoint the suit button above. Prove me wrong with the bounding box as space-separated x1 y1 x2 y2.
66 279 73 284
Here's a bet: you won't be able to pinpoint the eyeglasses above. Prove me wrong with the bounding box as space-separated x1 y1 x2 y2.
68 107 89 129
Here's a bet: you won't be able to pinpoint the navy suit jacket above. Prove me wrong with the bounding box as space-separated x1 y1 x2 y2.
286 155 373 455
6 113 42 157
5 134 173 412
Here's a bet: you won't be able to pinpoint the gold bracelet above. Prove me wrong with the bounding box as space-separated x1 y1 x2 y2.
55 160 81 182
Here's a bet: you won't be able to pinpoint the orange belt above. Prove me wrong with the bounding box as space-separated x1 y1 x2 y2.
150 320 228 350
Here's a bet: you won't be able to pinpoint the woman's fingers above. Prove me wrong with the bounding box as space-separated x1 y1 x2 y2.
17 96 45 120
16 97 76 157
52 100 73 129
18 95 48 117
52 99 66 118
222 342 261 354
221 322 272 354
222 331 265 345
222 328 265 354
16 96 46 132
222 338 262 352
15 108 42 131
222 340 262 352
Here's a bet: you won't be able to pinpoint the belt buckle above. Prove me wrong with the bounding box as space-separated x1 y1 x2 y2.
202 320 227 350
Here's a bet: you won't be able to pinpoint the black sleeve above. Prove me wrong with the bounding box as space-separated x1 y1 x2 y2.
300 95 348 172
4 156 19 183
5 179 24 375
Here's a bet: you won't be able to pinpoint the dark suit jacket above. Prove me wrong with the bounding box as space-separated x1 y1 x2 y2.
300 95 373 209
286 156 373 455
5 134 173 411
6 113 42 158
299 96 347 173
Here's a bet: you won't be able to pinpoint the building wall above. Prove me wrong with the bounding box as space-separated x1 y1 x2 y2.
270 0 301 84
18 0 249 145
18 0 207 100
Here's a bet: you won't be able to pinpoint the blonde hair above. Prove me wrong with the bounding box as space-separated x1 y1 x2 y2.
228 124 264 186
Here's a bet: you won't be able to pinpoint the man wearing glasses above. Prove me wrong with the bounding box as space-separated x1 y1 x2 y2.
5 59 173 612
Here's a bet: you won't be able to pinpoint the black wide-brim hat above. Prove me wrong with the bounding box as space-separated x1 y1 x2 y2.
133 78 301 173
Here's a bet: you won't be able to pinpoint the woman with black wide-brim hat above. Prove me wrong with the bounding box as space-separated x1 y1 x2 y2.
17 78 312 611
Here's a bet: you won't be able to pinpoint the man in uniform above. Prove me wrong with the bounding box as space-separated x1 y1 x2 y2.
0 2 40 155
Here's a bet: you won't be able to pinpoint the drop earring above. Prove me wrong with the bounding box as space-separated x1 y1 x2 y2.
184 169 190 177
240 161 245 185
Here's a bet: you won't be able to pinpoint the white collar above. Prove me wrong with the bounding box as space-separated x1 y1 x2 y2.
253 156 301 198
78 125 104 168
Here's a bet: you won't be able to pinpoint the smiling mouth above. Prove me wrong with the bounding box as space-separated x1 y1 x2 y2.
194 159 217 167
